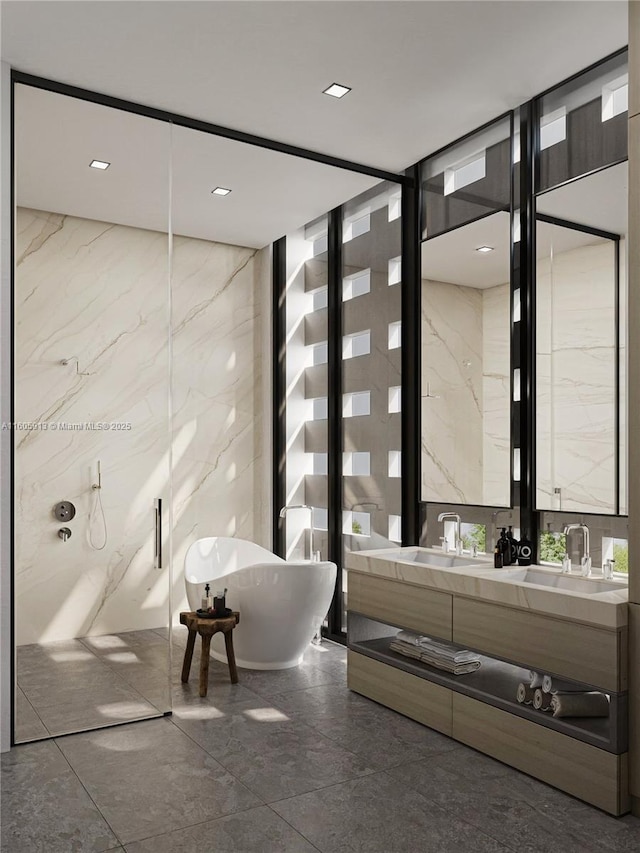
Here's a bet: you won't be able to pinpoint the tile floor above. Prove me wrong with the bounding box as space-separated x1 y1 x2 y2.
3 634 640 852
15 630 172 741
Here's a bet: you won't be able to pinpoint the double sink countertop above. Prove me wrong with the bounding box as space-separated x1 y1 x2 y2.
345 547 629 629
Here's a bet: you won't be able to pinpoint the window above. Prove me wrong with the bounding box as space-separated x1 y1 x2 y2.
602 537 629 574
343 212 370 243
388 386 401 414
539 107 567 150
310 453 328 475
388 256 401 286
343 269 371 301
312 507 328 530
388 450 401 478
343 510 371 537
388 321 401 350
311 341 328 366
602 75 628 122
307 397 328 421
388 515 402 542
311 287 328 312
444 152 486 195
313 234 328 256
344 452 371 476
343 330 370 359
343 391 370 418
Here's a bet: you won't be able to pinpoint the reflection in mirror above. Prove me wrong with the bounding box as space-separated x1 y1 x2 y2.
535 161 627 514
421 211 511 506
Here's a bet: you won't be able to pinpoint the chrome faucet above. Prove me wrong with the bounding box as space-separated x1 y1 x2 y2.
437 512 462 555
279 505 315 561
563 523 591 577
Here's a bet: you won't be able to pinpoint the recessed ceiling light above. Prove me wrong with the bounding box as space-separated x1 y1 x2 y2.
212 187 232 196
476 246 494 253
89 160 110 170
323 83 351 99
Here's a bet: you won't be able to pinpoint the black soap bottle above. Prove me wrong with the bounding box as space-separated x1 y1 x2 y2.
507 526 519 565
498 528 511 566
517 532 533 566
493 545 503 568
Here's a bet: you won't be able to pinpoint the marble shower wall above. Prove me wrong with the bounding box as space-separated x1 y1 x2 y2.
15 207 267 644
536 240 618 513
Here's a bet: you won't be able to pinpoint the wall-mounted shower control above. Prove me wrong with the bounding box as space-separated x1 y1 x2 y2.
58 527 72 542
53 501 76 522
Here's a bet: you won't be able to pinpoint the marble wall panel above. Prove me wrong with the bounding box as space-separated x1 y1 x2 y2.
421 279 483 505
536 241 617 513
15 208 266 644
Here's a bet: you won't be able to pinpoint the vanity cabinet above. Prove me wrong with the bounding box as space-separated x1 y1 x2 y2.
347 570 629 815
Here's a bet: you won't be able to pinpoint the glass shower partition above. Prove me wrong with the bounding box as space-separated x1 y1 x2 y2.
13 85 173 742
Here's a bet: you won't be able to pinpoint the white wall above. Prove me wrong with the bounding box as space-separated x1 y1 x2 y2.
14 207 268 645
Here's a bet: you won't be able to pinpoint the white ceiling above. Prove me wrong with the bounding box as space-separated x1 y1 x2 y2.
3 1 628 248
2 1 627 172
15 85 378 248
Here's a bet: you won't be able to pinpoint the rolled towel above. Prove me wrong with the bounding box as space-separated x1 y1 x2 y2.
533 688 553 712
542 674 589 694
516 683 535 705
529 671 543 689
550 692 610 718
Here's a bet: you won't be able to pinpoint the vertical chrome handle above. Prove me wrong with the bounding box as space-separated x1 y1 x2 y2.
154 498 162 569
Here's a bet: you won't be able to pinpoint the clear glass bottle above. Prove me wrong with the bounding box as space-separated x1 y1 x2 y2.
561 552 571 574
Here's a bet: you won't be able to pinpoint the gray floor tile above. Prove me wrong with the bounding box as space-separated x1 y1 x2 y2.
0 740 118 853
174 701 374 802
123 806 318 852
56 719 261 844
271 683 380 721
235 662 341 699
388 747 630 853
299 699 461 770
36 689 162 736
14 686 48 742
272 771 512 852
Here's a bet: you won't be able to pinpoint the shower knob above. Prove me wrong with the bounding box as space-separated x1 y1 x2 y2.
58 528 72 542
53 501 76 522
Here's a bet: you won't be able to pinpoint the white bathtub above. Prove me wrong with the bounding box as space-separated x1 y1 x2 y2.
184 537 337 669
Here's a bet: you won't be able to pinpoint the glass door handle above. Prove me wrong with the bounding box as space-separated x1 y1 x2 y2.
154 498 162 569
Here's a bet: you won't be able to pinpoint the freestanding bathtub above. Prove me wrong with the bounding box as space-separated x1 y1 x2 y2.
184 537 337 669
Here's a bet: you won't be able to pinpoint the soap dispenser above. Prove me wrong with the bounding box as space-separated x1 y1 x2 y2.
517 532 532 566
201 583 213 611
498 528 511 566
507 526 519 565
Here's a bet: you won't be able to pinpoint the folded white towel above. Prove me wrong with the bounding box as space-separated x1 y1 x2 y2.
516 683 535 705
529 671 543 688
395 631 480 664
390 641 481 675
533 688 553 712
550 692 609 718
542 675 588 694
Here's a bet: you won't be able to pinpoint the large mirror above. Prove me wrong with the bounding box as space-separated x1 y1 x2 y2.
420 117 512 507
535 162 627 514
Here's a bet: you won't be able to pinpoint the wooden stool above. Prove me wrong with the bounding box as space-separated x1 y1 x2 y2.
179 610 240 697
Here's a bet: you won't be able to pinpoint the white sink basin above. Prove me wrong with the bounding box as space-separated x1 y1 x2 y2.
493 567 624 594
382 548 489 569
